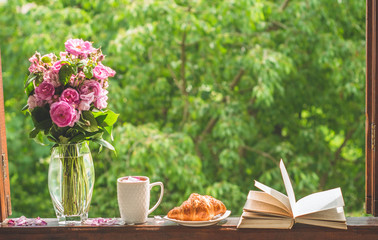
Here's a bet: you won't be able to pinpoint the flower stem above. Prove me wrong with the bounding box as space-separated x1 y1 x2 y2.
60 144 89 217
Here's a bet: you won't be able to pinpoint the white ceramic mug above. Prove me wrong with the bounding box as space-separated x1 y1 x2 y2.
117 176 164 224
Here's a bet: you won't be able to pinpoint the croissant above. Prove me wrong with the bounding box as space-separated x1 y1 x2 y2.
167 193 226 221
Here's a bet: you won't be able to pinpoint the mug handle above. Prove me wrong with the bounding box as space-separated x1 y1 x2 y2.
148 182 164 215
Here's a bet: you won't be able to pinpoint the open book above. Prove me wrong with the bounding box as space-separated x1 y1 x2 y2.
237 160 347 229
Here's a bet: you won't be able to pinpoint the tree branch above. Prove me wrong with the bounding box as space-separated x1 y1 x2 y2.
195 117 219 144
167 64 183 93
194 68 246 157
196 68 245 141
180 31 187 96
239 87 254 94
319 128 356 189
333 129 355 163
265 0 291 32
242 145 279 165
229 68 245 90
179 30 189 128
266 21 289 31
279 0 290 11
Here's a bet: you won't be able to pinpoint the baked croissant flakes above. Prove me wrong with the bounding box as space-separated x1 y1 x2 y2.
167 193 226 221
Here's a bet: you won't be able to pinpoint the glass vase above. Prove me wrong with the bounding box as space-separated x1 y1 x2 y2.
48 142 95 225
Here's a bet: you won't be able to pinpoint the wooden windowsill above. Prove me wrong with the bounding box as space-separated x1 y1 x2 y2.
0 217 377 240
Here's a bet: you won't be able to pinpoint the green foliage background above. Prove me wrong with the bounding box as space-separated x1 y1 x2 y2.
0 0 366 217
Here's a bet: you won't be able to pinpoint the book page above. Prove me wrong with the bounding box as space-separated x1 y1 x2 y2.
254 180 292 213
237 218 294 229
297 207 346 222
243 198 292 217
294 188 345 217
247 191 291 214
279 159 297 214
295 218 347 230
242 211 289 219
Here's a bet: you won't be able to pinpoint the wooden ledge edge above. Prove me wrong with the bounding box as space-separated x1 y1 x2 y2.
0 217 377 228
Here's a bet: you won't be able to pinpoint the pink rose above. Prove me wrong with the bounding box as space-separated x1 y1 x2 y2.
35 81 55 100
28 64 38 73
29 55 38 64
65 39 95 57
69 74 77 87
74 110 81 124
78 102 90 111
79 80 108 110
43 70 61 87
79 92 94 111
29 64 46 73
27 95 45 109
59 52 68 61
60 88 80 106
94 94 108 109
50 101 78 127
105 65 116 77
69 71 85 87
29 52 40 63
78 71 85 79
52 61 63 73
60 52 68 58
93 64 108 80
93 63 115 80
80 80 102 97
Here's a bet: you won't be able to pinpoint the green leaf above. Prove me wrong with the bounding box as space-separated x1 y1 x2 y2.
93 138 115 151
93 109 119 127
60 60 71 65
66 128 79 138
31 107 52 130
95 114 107 124
25 82 34 96
83 65 93 79
85 131 103 138
58 136 70 144
34 74 43 87
47 136 57 143
76 111 98 132
24 73 37 96
69 133 86 143
59 63 76 85
33 132 47 146
104 125 113 141
77 60 87 68
24 73 36 89
29 128 40 138
21 104 29 111
50 125 68 141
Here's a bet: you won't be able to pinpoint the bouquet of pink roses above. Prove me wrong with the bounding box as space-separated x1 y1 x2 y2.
23 39 118 150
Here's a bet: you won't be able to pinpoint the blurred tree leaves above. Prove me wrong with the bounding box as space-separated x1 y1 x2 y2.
0 0 366 217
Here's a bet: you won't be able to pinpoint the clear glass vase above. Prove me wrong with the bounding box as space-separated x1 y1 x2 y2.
48 142 95 225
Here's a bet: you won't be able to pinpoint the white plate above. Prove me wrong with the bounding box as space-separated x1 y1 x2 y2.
163 210 231 227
